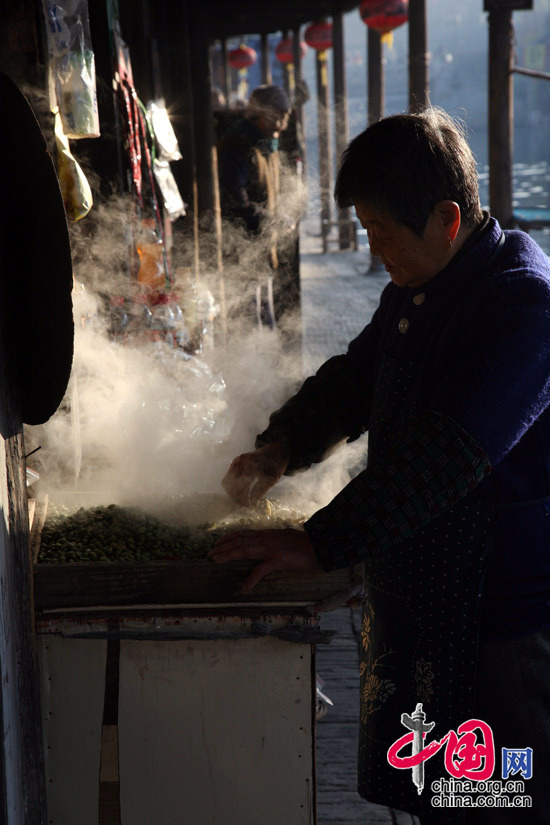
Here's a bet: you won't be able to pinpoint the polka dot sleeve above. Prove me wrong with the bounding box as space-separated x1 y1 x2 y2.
304 410 491 571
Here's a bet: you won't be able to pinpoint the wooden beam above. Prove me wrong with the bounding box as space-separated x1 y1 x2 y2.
202 0 362 39
512 65 550 81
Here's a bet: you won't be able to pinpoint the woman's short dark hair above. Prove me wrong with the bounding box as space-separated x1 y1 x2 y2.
334 109 483 236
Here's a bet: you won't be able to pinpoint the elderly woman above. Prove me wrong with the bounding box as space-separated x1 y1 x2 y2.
210 110 550 824
218 84 290 235
217 85 291 329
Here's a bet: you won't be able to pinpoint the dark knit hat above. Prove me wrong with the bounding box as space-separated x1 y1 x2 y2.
246 85 290 117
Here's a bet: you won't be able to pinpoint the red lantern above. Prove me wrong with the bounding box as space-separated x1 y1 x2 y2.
360 0 408 35
304 20 333 51
228 44 258 70
275 36 308 65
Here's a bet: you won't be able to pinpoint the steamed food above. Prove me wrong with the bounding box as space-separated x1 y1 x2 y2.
207 497 306 532
37 498 307 564
38 504 217 563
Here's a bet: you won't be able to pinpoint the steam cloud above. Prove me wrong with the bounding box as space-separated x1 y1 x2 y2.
27 159 369 524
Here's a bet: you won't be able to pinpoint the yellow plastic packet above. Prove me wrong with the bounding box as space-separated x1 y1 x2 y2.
54 109 93 221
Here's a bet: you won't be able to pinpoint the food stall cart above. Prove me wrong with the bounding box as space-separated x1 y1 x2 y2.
31 503 357 825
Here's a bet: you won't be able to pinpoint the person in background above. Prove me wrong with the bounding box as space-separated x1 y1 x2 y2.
210 109 550 824
211 87 227 110
217 84 290 329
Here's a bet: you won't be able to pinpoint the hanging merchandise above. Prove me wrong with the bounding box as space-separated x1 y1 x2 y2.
113 28 143 202
146 101 182 162
137 219 165 292
153 160 186 221
112 24 171 288
42 0 100 138
54 110 93 221
146 100 186 221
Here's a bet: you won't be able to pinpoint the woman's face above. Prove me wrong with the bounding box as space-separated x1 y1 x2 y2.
354 201 453 288
257 109 289 139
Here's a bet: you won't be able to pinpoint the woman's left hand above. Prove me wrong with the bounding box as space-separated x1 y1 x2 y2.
207 528 321 592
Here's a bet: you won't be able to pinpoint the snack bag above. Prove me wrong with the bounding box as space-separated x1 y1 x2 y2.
54 110 93 220
42 0 100 138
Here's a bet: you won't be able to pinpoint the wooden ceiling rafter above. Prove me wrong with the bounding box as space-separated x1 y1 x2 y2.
203 0 360 39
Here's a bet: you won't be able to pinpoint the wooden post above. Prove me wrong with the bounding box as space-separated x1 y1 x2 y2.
292 26 307 176
367 27 384 125
188 9 225 280
189 12 226 335
367 27 384 271
316 49 332 253
150 36 163 101
332 11 352 249
160 3 198 271
221 40 231 103
278 31 294 100
408 0 429 112
488 7 514 228
0 419 46 825
189 12 215 222
211 142 227 341
260 33 273 85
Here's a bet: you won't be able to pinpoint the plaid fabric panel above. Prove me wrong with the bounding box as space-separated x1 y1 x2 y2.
304 410 491 571
255 354 372 474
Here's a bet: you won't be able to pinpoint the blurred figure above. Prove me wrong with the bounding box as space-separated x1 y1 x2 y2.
210 87 226 109
217 85 290 329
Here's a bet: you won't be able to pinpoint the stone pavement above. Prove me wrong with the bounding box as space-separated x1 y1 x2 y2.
298 214 420 825
299 216 387 377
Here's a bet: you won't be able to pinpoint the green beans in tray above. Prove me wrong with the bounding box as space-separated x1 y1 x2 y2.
38 504 219 564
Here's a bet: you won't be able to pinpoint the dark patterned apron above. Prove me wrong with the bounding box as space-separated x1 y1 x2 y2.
357 353 497 824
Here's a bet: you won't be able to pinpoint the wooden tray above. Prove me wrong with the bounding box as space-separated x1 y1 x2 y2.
31 494 362 612
33 558 357 611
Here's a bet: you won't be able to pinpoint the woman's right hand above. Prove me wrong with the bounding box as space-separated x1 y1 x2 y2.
221 441 291 506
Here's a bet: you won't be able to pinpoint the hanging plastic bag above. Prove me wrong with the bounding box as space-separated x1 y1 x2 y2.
113 28 143 201
147 101 182 162
153 159 186 221
54 110 93 220
42 0 100 138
